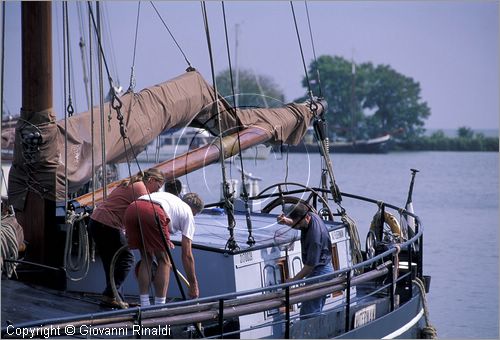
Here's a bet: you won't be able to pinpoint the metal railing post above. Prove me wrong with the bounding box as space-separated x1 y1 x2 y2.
390 253 395 311
219 298 224 338
417 222 423 278
344 270 351 332
285 286 290 338
408 243 413 296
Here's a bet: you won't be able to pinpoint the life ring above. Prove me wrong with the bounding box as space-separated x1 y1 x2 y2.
370 211 402 239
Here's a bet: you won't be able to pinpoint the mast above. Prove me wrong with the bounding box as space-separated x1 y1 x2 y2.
16 2 59 272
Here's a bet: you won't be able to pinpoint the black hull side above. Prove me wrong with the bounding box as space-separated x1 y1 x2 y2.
336 293 424 339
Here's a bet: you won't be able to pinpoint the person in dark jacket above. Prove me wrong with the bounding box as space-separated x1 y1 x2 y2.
277 202 333 317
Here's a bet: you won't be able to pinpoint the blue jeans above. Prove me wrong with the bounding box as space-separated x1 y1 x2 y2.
300 263 334 318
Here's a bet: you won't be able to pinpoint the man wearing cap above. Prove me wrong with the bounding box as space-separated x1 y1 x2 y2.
277 202 333 318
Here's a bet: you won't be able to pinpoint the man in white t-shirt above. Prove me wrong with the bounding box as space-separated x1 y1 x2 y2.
124 192 204 306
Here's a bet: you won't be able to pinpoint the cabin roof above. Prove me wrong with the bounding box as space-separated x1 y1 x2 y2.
179 209 344 254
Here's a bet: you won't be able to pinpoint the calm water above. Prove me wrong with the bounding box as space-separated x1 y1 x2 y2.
122 151 499 338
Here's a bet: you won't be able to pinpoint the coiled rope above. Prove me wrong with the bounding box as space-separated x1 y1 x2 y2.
414 277 438 339
64 211 90 281
1 215 22 278
340 212 363 273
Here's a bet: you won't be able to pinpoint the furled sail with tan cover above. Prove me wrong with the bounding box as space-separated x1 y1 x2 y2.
8 70 319 210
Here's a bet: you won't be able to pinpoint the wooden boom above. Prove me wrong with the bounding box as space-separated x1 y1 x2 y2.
73 127 271 208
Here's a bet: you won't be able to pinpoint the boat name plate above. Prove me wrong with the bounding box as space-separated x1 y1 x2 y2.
332 229 345 240
239 251 253 264
353 304 376 328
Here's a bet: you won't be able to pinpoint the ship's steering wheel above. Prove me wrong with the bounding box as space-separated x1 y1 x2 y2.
258 182 334 221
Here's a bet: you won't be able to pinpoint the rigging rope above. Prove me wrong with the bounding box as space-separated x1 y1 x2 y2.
103 3 121 91
64 8 76 158
88 5 96 206
289 1 314 104
221 1 254 246
62 5 88 270
290 1 342 206
87 3 121 102
76 2 91 110
94 2 109 197
127 2 141 93
63 2 71 235
149 1 193 69
88 1 127 197
201 1 238 252
303 0 323 98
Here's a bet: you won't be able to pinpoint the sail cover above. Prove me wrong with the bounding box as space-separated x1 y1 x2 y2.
8 70 317 210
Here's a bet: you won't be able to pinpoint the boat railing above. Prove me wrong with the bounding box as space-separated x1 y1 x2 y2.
2 189 424 338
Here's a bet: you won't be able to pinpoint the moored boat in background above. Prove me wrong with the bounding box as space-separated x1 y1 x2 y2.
279 127 391 154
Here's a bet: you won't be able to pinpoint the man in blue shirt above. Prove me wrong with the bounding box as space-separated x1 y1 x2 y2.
278 202 333 318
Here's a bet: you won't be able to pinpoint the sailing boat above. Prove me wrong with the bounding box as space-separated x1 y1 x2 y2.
1 2 434 339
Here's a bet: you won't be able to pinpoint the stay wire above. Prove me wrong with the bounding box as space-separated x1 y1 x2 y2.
221 1 255 246
201 1 239 252
149 1 193 69
127 2 141 93
88 2 128 198
290 2 341 205
304 0 323 98
88 3 96 207
103 3 121 89
95 2 108 198
86 3 120 99
64 4 74 118
290 1 314 103
63 2 68 215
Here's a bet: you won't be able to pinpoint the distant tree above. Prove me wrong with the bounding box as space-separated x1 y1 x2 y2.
300 55 365 139
215 68 285 109
302 56 430 141
362 64 430 141
457 126 474 139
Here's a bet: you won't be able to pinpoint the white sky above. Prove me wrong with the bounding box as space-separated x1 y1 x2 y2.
2 1 499 131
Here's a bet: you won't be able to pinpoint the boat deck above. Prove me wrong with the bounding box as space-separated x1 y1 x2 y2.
1 279 116 326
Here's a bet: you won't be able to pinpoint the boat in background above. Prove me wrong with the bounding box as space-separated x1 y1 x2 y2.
279 127 391 154
329 134 391 153
137 127 270 163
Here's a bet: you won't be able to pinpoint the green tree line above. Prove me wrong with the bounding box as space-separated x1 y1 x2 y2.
215 55 498 152
397 127 499 151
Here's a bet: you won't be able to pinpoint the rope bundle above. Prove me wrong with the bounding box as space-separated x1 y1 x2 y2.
1 215 24 278
64 211 90 281
341 213 363 271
